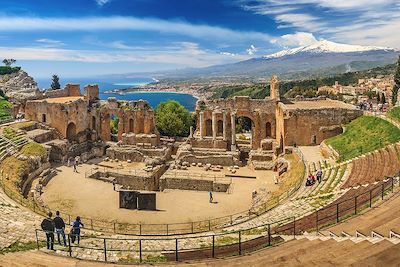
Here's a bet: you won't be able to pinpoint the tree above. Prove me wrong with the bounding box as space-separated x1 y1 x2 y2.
381 93 386 104
50 74 61 90
392 56 400 105
377 93 381 103
155 100 192 137
2 59 16 66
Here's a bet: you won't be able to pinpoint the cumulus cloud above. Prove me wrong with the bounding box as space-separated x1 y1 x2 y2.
0 16 271 43
246 45 257 55
271 32 318 47
95 0 110 6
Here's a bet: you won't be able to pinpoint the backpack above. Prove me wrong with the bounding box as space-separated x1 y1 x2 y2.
41 218 53 232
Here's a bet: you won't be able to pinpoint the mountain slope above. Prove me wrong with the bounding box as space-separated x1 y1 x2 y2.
161 41 399 80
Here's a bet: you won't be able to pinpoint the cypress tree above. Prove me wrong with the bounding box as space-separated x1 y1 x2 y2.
50 74 61 90
392 56 400 105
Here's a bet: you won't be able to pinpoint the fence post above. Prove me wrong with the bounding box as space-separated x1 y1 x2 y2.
238 231 242 255
35 230 39 250
113 222 116 233
208 220 211 231
267 224 271 246
212 235 215 258
354 196 358 215
139 239 142 263
166 224 169 235
316 210 319 233
139 224 142 235
103 238 107 262
175 238 179 261
91 219 93 230
293 217 296 238
392 178 394 193
369 190 372 208
68 234 72 257
336 203 339 223
191 222 194 233
381 183 384 200
230 215 233 225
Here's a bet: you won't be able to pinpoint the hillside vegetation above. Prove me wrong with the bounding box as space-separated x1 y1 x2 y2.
326 116 400 162
211 63 396 99
387 107 400 124
0 95 12 119
0 66 20 75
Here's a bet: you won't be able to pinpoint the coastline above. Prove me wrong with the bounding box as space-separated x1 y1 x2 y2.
124 90 200 100
104 87 203 100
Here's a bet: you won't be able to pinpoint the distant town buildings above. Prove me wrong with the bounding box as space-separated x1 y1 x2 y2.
318 75 395 104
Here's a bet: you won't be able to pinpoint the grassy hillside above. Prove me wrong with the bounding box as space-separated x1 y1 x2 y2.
387 107 400 124
326 116 400 162
0 96 12 119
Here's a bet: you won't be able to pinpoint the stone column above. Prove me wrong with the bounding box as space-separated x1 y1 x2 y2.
199 111 204 140
212 112 217 140
189 126 193 139
223 111 227 141
231 113 236 150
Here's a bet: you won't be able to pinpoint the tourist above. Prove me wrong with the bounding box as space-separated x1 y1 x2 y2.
73 159 78 173
75 156 80 165
112 178 117 191
70 216 84 244
209 191 213 203
40 212 55 250
53 211 67 246
316 169 323 183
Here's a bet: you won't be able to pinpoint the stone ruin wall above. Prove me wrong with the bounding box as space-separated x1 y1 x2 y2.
277 104 363 146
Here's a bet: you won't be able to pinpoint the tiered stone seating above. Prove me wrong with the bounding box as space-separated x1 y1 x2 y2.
2 127 29 148
342 144 400 189
324 192 400 238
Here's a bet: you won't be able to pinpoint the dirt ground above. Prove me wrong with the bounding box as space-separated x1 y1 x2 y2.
41 159 278 225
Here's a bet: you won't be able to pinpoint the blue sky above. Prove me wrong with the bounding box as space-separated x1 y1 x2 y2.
0 0 399 78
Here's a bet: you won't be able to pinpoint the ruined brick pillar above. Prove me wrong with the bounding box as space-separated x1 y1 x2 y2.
222 111 227 141
231 113 236 151
212 111 217 141
199 111 204 140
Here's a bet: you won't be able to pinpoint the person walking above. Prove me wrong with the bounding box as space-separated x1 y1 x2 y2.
73 159 78 173
112 178 117 191
70 216 84 244
209 191 213 203
53 211 67 246
40 212 55 250
316 169 323 183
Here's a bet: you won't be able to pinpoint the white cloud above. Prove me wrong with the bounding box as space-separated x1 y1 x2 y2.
246 45 257 55
95 0 110 6
271 32 318 47
0 16 271 42
236 0 400 48
0 42 251 67
36 38 65 47
220 52 237 56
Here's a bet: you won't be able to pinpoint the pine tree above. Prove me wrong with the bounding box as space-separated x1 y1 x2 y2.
50 74 61 90
392 56 400 105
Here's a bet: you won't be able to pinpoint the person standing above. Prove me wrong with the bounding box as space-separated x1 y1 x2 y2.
316 169 323 183
112 178 117 191
40 212 55 250
53 211 67 246
71 216 84 244
209 191 213 203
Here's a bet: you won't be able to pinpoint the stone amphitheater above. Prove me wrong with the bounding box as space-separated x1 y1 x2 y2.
0 78 400 266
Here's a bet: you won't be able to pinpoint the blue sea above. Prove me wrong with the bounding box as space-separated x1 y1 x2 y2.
35 77 198 111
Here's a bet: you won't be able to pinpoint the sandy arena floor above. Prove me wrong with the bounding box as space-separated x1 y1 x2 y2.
41 159 279 224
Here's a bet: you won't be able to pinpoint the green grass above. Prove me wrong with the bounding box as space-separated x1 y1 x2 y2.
20 142 47 157
387 106 400 124
0 96 12 119
0 241 45 254
326 116 400 162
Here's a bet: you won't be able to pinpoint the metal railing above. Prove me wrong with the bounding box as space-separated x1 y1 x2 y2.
33 176 399 263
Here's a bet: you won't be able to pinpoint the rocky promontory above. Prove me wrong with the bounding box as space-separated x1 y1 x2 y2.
0 69 40 100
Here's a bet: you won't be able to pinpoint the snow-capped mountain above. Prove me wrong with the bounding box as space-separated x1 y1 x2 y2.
144 40 399 80
263 40 395 59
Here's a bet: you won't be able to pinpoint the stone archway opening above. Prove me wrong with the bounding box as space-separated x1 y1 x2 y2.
266 122 272 138
66 122 76 141
205 119 212 136
110 114 119 142
235 116 253 163
217 120 223 136
129 118 134 133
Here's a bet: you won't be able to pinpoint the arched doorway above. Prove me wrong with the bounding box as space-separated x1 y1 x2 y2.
235 116 253 163
265 122 272 138
66 122 76 141
110 114 119 142
129 118 134 133
205 119 212 136
217 120 223 136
